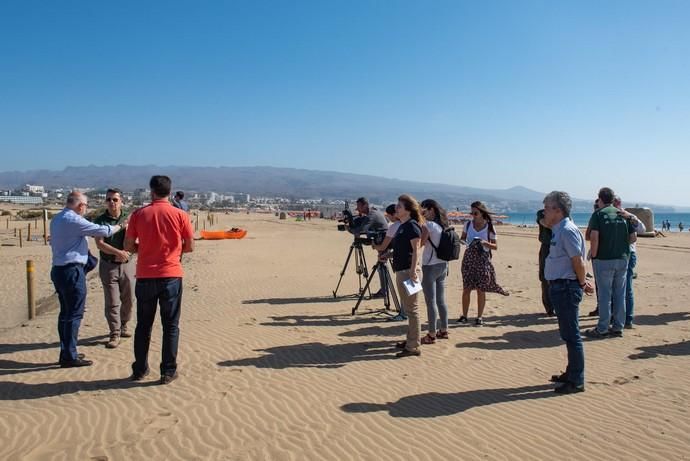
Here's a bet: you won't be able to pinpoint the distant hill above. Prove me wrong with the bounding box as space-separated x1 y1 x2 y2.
0 165 674 212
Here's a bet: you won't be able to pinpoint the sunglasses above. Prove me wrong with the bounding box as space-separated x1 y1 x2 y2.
106 198 120 203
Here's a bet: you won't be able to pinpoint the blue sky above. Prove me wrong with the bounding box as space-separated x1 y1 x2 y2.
1 1 688 205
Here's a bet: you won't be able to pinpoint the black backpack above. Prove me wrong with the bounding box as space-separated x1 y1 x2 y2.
429 225 462 261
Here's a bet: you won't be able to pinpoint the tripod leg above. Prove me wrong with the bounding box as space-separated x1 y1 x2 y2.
333 244 355 298
356 246 371 296
352 262 380 315
385 264 402 315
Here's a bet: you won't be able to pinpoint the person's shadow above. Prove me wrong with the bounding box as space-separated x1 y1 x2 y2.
341 384 558 418
0 377 157 401
457 329 563 351
218 340 396 370
629 340 690 360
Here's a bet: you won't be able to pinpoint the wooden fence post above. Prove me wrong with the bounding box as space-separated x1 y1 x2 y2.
27 260 36 320
43 209 48 245
27 223 31 242
19 228 23 248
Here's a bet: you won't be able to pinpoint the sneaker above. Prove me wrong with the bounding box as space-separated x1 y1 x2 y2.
457 315 468 324
395 349 421 358
120 326 132 338
609 330 623 338
624 323 634 330
387 313 407 322
130 369 150 381
475 317 484 326
584 328 608 339
59 358 93 368
550 372 568 383
421 334 436 345
160 372 178 385
554 382 585 394
105 335 121 349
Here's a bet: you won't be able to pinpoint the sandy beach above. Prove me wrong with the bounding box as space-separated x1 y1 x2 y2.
1 212 689 460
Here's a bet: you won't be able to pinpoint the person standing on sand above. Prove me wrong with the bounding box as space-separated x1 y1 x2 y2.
392 194 424 358
536 209 554 316
543 191 594 394
50 191 125 368
94 188 135 349
458 201 508 326
125 176 194 385
419 199 451 343
613 196 645 329
585 187 637 339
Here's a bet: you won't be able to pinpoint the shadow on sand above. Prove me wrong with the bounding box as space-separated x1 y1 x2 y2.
341 384 559 418
218 340 397 370
243 296 352 305
457 329 562 351
629 340 690 360
0 377 158 401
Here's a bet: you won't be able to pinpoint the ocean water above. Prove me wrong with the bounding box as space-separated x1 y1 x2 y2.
503 212 690 231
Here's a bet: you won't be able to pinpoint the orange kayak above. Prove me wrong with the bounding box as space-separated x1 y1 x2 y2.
200 229 247 240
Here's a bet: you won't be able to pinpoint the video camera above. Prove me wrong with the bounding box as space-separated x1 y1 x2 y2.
353 228 387 247
337 207 354 231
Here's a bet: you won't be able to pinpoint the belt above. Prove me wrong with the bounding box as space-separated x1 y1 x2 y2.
54 262 85 268
549 278 578 284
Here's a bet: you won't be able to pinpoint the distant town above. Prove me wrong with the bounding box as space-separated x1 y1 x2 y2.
0 183 357 218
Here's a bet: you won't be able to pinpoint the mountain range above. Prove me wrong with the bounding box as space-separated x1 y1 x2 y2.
0 165 677 213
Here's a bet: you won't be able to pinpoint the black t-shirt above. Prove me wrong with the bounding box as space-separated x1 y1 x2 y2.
392 219 422 272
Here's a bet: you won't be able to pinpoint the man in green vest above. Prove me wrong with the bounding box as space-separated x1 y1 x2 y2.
94 188 134 349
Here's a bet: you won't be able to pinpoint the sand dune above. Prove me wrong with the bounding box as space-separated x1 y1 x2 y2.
1 213 689 460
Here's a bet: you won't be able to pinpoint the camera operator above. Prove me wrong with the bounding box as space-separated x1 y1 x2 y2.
346 197 388 297
373 204 406 320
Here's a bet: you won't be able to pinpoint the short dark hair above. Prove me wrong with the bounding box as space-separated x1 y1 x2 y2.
175 191 184 199
356 197 368 206
106 188 122 196
385 203 396 215
598 187 615 205
149 175 172 198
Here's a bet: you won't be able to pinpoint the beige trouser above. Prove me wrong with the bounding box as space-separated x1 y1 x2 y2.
396 268 422 351
98 258 135 335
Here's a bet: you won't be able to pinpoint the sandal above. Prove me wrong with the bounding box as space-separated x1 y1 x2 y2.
436 330 449 339
421 334 436 345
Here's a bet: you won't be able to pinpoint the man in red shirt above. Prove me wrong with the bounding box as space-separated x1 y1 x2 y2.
125 175 194 384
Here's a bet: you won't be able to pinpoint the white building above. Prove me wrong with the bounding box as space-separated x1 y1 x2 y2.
24 184 45 194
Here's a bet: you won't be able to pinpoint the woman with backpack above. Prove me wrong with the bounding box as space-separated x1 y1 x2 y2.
458 201 509 326
419 199 450 344
392 194 424 358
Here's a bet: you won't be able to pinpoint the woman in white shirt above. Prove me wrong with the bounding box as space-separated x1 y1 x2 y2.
459 201 508 326
419 199 450 343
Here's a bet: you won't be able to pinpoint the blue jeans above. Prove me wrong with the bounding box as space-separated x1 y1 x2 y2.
422 263 449 334
133 278 183 376
625 252 637 325
593 258 628 333
549 279 584 386
51 263 87 362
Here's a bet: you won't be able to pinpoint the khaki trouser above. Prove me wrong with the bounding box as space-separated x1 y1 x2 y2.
396 268 421 351
98 258 135 335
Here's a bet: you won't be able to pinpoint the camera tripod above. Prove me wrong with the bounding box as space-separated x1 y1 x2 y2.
332 240 371 298
351 258 402 317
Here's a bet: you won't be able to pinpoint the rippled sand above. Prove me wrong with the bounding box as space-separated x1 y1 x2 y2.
1 212 689 460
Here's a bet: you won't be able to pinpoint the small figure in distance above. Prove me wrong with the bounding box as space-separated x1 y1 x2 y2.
172 191 190 213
